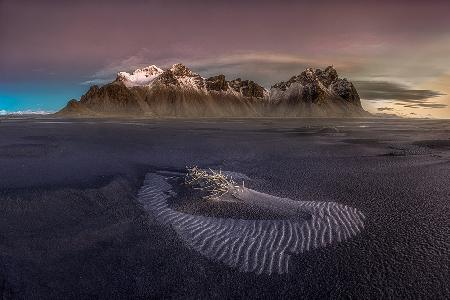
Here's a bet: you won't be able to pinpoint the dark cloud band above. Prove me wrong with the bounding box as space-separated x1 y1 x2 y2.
354 81 444 101
377 107 394 111
354 80 447 109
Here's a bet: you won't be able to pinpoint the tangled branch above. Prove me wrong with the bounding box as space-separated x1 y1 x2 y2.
185 166 244 200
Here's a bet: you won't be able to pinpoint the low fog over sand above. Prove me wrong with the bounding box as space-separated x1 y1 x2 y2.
0 117 449 299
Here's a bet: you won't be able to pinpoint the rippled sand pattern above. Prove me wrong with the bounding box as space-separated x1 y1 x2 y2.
138 172 365 275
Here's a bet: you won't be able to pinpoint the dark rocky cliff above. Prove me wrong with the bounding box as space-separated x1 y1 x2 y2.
57 64 368 117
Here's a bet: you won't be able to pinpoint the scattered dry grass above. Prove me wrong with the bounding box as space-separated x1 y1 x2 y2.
184 166 244 200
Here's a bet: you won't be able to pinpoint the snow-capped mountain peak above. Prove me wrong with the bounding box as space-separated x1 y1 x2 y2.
115 63 267 97
139 65 164 74
169 63 195 77
116 65 164 87
269 66 360 106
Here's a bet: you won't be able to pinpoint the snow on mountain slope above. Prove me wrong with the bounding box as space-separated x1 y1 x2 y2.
116 65 164 87
167 63 205 91
115 63 268 98
269 66 361 106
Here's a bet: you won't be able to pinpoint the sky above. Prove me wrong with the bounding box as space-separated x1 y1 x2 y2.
1 0 450 118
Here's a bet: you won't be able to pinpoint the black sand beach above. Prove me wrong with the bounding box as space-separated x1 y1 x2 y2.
1 117 449 299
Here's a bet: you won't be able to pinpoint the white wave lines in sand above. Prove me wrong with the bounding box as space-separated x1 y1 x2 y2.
137 172 365 275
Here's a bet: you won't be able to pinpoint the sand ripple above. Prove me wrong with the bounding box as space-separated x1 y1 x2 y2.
138 172 365 275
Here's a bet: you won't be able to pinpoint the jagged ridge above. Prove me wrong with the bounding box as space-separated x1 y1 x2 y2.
58 63 368 117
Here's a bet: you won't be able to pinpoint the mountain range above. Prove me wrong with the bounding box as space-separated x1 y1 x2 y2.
58 63 369 117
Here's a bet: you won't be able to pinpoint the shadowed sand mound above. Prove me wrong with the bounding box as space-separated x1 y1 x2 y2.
137 170 365 275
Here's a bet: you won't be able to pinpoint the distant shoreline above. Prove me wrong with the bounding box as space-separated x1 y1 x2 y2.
2 115 446 121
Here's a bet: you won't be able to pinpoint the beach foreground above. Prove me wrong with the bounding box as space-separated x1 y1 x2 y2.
0 118 449 299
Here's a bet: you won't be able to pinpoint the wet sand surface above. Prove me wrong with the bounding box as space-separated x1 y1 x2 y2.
0 117 449 299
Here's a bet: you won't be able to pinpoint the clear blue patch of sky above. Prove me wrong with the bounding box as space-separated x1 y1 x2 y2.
0 82 88 112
